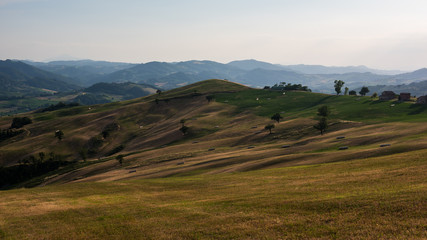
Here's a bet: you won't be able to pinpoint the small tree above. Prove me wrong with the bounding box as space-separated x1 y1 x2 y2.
271 113 283 123
334 80 345 95
206 95 214 103
55 130 64 141
359 86 370 96
371 92 378 98
116 154 124 166
156 89 162 95
38 152 45 161
180 119 186 127
314 117 328 135
344 87 349 95
317 105 330 117
349 90 357 96
264 124 275 134
79 148 87 162
179 125 189 135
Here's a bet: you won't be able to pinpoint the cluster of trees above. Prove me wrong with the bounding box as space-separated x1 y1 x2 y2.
0 152 68 188
10 117 32 129
334 80 370 96
269 82 311 92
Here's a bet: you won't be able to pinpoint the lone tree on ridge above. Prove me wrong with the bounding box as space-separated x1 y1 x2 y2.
334 80 345 95
359 86 370 96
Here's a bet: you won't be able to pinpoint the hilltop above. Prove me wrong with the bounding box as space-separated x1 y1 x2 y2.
0 79 426 239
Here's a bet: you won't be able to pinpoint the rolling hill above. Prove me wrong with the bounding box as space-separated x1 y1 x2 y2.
0 79 426 239
0 60 80 99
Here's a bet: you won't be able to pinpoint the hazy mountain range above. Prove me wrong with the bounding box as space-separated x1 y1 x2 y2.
3 59 427 98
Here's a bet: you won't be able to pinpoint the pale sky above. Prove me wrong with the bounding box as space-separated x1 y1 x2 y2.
1 0 427 70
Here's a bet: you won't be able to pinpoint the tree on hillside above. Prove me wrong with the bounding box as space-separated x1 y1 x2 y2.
206 95 214 103
79 148 88 162
344 87 349 95
349 90 357 96
271 113 283 123
334 80 345 95
10 117 32 129
313 105 330 135
179 125 189 135
55 130 64 141
156 89 162 95
116 154 124 166
317 105 330 118
314 117 328 135
38 152 45 161
371 92 378 98
264 124 275 134
359 86 370 96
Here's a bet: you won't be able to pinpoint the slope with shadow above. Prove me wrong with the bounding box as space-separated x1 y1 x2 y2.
1 79 427 189
0 60 80 98
72 82 159 105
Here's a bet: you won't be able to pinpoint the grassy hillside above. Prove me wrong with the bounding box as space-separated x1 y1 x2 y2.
0 148 425 239
0 79 426 238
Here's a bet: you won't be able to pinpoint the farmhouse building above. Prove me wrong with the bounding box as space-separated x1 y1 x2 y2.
379 91 396 101
416 96 427 104
398 93 411 101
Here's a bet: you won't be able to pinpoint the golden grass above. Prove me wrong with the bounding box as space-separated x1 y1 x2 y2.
0 148 425 239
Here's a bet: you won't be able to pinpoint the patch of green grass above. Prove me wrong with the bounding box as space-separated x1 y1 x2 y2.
215 89 427 122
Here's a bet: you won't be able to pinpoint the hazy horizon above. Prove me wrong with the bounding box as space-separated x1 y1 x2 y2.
1 0 427 71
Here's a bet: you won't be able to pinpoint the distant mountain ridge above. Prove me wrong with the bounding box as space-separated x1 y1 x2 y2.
360 80 427 97
93 59 418 92
10 58 427 95
24 60 136 86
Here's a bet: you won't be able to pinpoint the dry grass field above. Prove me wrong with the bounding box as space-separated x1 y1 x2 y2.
0 148 425 239
0 79 426 239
